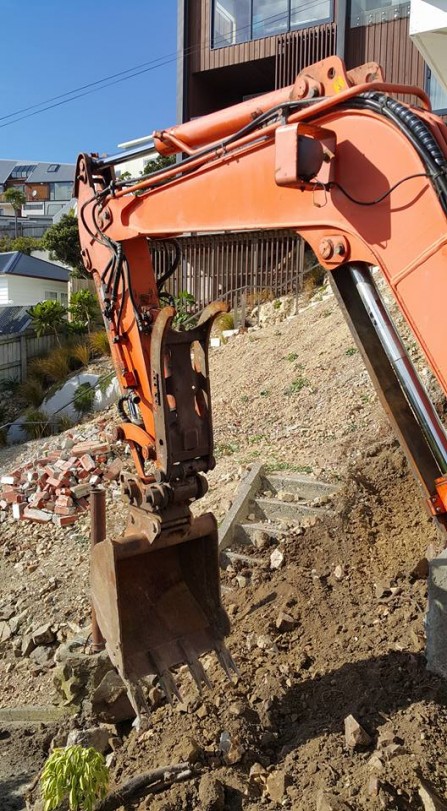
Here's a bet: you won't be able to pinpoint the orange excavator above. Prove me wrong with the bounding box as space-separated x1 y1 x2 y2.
75 55 447 715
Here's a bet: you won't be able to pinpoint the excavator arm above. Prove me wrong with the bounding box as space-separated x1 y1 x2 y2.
75 55 447 709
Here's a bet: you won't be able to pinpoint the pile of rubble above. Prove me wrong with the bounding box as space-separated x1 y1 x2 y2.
0 439 122 526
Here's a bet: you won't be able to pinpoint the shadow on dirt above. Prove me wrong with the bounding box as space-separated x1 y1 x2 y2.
274 650 444 754
0 773 32 811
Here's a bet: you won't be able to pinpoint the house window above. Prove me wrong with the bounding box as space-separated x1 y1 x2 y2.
350 0 408 26
10 165 36 179
61 292 68 306
47 164 60 172
44 291 58 301
427 69 447 114
48 182 73 201
212 0 333 47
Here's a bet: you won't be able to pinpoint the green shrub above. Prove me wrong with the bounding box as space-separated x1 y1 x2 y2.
0 376 20 394
284 377 310 395
40 745 109 811
89 330 111 357
29 348 71 384
22 409 51 439
57 414 74 432
73 382 95 415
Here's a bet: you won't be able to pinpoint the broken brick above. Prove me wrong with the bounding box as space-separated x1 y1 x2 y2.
23 508 53 523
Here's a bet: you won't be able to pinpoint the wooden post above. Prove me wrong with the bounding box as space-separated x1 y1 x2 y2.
20 334 27 382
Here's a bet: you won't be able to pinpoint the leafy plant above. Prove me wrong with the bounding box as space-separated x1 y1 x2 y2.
284 377 310 395
69 290 100 334
89 330 111 357
143 154 176 174
73 382 95 415
27 300 67 346
42 212 85 276
284 352 298 362
345 347 358 356
273 299 281 310
172 291 197 330
260 389 270 397
4 187 26 237
57 414 74 432
40 745 109 811
0 376 20 394
213 312 235 334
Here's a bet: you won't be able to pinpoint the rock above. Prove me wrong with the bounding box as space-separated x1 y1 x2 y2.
253 530 270 550
92 669 135 722
344 714 371 748
368 753 384 771
247 763 268 797
53 650 112 708
66 726 111 754
0 620 12 643
32 622 55 646
418 781 447 811
333 565 344 580
266 770 287 803
181 737 203 764
29 645 54 667
368 777 380 797
316 791 351 811
277 490 295 502
198 773 225 811
276 611 296 632
236 574 250 588
270 549 284 570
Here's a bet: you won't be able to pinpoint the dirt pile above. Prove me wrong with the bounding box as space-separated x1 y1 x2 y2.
1 282 447 810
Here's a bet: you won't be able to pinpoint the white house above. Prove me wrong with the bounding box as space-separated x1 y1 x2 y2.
0 252 70 307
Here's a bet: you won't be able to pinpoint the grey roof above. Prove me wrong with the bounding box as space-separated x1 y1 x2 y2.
27 163 75 184
0 160 17 185
0 306 31 335
0 252 70 282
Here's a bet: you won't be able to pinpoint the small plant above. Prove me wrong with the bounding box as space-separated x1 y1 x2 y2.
273 299 281 310
215 441 239 456
240 394 249 403
284 377 310 395
19 377 45 408
30 348 71 384
213 312 235 334
73 382 95 415
172 290 197 330
22 409 52 439
27 300 67 346
57 414 74 432
0 376 20 394
69 290 101 334
89 330 111 357
40 745 109 811
71 341 91 367
284 352 298 362
345 347 358 356
260 388 270 397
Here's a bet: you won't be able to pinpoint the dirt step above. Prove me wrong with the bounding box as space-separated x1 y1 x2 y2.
234 520 287 545
261 472 339 500
252 497 336 523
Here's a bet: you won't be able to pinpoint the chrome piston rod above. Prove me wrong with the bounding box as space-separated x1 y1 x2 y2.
349 263 447 474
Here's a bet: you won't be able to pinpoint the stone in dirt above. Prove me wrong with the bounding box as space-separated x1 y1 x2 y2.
66 725 112 754
316 790 351 811
32 622 55 646
344 714 372 748
276 611 296 632
266 770 287 803
270 548 284 570
418 781 447 811
92 669 135 722
198 773 225 811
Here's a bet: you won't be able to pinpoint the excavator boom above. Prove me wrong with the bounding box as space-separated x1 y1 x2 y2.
76 56 447 712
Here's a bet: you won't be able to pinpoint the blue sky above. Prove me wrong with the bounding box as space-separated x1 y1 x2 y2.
0 0 178 163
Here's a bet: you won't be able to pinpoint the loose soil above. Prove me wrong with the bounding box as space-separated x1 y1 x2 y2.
1 283 447 810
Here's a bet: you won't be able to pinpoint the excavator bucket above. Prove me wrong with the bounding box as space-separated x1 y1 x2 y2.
90 511 235 700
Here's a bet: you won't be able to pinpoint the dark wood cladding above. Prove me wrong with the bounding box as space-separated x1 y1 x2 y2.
346 15 425 91
275 23 337 88
188 0 278 72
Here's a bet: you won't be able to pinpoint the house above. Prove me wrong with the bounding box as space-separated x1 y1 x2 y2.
171 0 447 308
0 160 75 238
178 0 447 121
0 252 69 307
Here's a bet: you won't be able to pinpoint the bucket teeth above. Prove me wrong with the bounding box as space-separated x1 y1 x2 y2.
180 639 213 693
158 669 183 704
215 641 239 681
122 677 151 730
